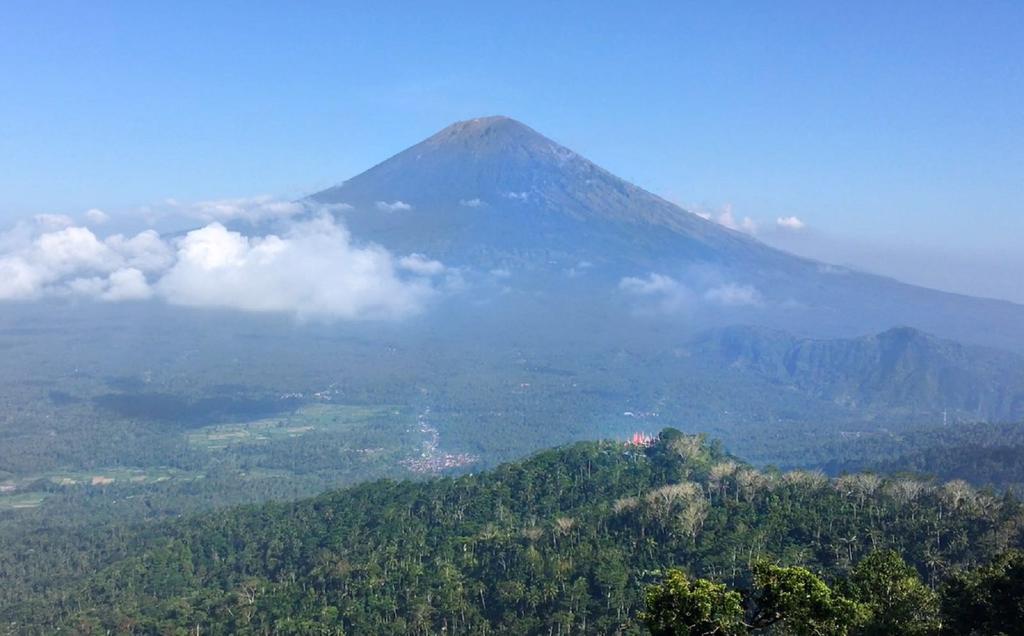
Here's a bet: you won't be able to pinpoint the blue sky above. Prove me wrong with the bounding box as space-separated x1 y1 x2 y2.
1 2 1021 275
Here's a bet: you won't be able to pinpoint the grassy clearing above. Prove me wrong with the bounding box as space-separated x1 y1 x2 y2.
41 467 187 487
186 403 405 450
0 492 48 510
0 468 201 507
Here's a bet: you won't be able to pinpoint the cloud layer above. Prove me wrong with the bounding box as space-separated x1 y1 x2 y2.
619 272 763 314
0 211 444 320
775 216 806 230
375 200 412 212
168 195 306 224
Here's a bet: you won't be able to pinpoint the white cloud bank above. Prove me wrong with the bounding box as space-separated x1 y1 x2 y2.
776 216 806 231
398 253 445 276
85 208 111 225
681 197 812 238
375 200 412 212
703 283 762 306
69 268 154 301
690 204 758 235
0 223 172 301
0 210 445 320
620 273 763 313
619 273 694 313
165 195 307 224
716 207 758 234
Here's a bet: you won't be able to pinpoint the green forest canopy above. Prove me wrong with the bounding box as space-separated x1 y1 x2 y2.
2 429 1023 635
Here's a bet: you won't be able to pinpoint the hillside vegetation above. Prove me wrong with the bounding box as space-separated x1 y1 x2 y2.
4 429 1023 634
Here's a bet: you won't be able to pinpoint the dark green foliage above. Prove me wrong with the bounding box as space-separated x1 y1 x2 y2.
940 550 1024 635
3 430 1024 634
848 551 940 635
642 550 1024 636
750 561 863 635
822 421 1024 493
642 569 744 636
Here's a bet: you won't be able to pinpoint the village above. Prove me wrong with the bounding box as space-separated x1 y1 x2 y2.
402 410 479 475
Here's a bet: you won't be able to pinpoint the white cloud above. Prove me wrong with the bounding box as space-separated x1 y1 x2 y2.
85 208 111 224
375 200 412 212
0 224 162 300
776 216 806 231
0 223 32 253
398 253 445 276
441 268 468 293
67 268 153 301
0 226 121 299
619 273 694 313
65 276 108 298
0 256 46 299
620 272 765 313
34 226 122 275
169 195 306 224
104 230 174 272
687 203 757 234
704 283 762 306
103 268 154 301
0 209 444 320
716 205 758 234
156 216 436 320
620 273 679 296
565 260 593 278
459 198 484 208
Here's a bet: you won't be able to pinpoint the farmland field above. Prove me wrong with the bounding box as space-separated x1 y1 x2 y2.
0 493 48 511
186 403 405 450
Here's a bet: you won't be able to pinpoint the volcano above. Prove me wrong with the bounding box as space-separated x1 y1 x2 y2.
309 116 1024 351
309 116 780 269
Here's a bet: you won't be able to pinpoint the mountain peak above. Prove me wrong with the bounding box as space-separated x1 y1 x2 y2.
421 115 564 156
435 115 530 136
307 115 763 266
444 115 518 131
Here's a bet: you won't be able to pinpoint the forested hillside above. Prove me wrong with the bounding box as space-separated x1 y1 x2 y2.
3 429 1022 634
816 421 1024 493
691 325 1024 422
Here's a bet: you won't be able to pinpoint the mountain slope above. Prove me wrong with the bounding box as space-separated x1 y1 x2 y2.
311 116 784 277
691 325 1024 421
307 116 1024 351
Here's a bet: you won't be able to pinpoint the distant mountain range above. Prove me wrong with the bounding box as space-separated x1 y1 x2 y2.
690 325 1024 422
308 116 1024 352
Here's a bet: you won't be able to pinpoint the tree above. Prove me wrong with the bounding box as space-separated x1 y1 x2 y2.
940 550 1024 635
750 561 863 636
641 569 745 636
848 550 939 636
